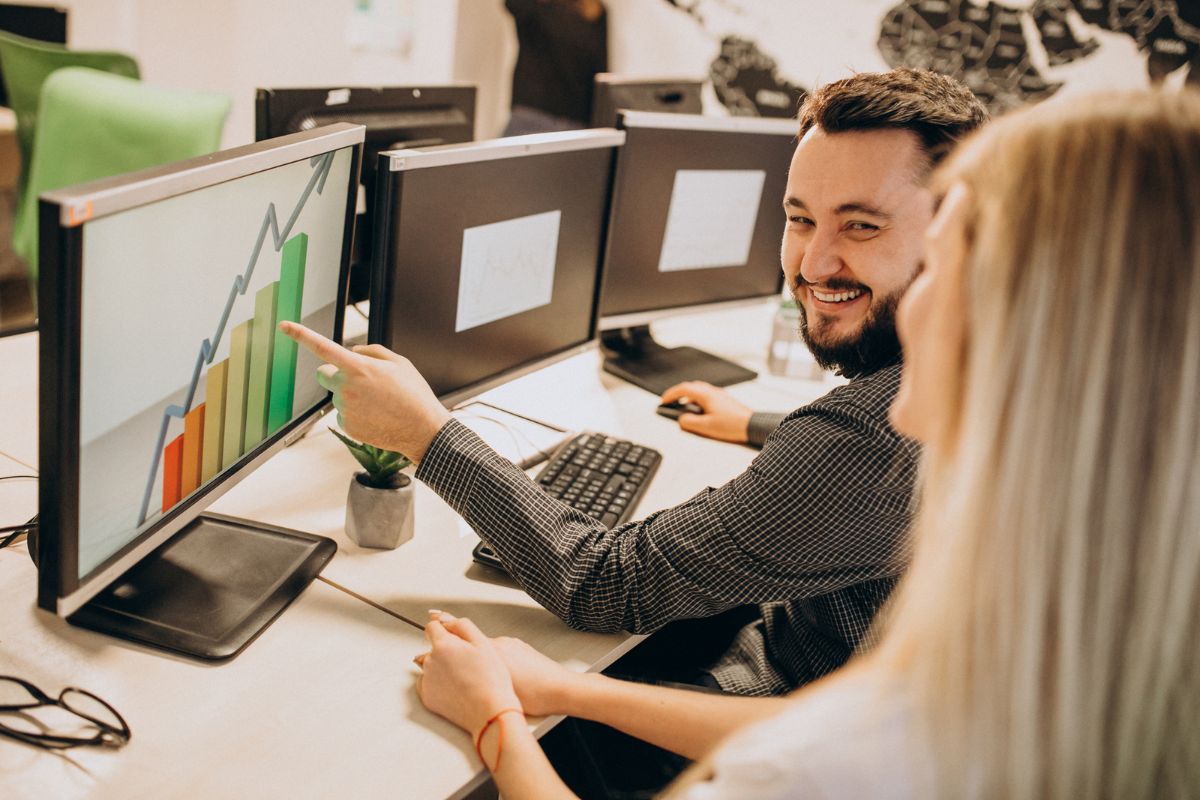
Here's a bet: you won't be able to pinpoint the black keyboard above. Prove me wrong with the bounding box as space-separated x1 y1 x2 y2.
472 432 662 570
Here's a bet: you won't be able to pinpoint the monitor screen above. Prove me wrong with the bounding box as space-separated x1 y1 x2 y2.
255 85 476 304
0 3 68 108
369 129 624 406
590 74 703 128
598 111 797 325
37 123 363 616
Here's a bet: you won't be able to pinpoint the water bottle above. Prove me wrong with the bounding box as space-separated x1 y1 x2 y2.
766 298 823 379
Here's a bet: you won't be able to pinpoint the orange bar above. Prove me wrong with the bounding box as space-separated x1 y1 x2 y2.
162 434 185 512
181 403 206 497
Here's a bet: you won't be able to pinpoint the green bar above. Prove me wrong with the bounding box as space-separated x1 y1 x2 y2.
243 281 278 452
222 321 252 469
202 359 228 482
268 233 308 434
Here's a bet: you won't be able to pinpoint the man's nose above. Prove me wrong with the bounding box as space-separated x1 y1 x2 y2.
799 228 844 285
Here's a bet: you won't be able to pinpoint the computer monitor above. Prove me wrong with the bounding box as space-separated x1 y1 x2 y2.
597 110 797 395
368 129 624 408
0 3 67 108
36 123 364 660
255 84 477 305
590 73 703 128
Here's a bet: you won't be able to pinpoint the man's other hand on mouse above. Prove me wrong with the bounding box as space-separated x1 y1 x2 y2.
659 381 753 444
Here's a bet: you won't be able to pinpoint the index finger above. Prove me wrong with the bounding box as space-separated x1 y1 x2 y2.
661 381 704 404
659 383 690 404
425 618 452 647
278 321 357 369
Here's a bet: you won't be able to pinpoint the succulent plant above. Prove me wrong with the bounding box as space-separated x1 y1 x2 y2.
330 428 412 489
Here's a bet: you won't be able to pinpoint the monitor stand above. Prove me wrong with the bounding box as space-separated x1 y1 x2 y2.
69 513 335 662
600 325 756 396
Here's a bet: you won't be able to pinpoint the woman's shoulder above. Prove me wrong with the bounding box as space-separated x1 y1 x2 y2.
685 668 926 800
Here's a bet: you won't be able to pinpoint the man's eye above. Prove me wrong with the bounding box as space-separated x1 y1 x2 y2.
787 215 813 226
846 221 879 232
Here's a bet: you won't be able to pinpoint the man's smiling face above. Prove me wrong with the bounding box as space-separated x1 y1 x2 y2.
781 126 935 376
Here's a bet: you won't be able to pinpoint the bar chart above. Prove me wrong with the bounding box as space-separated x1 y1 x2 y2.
138 152 331 525
158 234 308 514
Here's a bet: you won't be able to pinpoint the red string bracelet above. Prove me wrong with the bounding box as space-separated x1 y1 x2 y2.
474 707 524 772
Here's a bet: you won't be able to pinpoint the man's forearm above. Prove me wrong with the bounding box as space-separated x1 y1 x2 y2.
560 673 786 761
417 420 748 634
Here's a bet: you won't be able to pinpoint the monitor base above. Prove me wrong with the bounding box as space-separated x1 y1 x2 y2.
600 325 756 396
69 513 335 662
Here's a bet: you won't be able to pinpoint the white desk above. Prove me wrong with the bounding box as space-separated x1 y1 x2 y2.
0 300 836 798
0 329 37 470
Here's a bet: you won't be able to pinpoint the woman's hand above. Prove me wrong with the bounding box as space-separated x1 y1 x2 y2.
490 635 585 718
414 612 522 736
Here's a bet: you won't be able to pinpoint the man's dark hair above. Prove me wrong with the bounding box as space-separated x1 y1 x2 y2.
797 68 988 169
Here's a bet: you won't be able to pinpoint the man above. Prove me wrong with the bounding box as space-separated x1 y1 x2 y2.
283 68 987 697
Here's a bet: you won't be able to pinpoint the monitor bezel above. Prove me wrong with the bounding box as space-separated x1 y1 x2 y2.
370 129 625 409
37 123 364 617
254 83 477 145
590 73 704 128
596 111 796 329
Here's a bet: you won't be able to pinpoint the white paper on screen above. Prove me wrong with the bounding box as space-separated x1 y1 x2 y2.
455 210 561 332
657 169 765 272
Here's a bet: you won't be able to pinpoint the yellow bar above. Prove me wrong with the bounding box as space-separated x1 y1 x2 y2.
202 359 228 483
222 319 252 469
243 282 278 453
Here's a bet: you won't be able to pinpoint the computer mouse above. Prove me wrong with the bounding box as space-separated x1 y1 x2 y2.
656 400 704 420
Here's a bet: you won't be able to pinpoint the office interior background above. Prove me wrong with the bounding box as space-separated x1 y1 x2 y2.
2 2 1199 797
1 0 1194 328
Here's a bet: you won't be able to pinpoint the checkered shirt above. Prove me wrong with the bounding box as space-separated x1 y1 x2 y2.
416 362 919 696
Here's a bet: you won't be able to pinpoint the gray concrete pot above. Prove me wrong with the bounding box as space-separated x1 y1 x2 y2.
345 472 415 549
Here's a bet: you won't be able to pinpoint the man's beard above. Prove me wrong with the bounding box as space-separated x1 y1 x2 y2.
797 287 904 379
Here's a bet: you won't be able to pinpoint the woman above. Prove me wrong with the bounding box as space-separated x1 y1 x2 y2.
415 88 1200 798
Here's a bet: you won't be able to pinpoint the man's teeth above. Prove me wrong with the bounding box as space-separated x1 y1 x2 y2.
812 288 865 303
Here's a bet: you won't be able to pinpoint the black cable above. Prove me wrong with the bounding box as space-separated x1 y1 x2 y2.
0 516 35 549
351 302 369 322
0 475 39 546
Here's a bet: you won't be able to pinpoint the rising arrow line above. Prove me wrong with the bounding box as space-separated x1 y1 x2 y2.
136 152 335 526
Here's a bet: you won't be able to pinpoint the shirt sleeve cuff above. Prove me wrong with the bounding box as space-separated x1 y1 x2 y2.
414 418 498 511
746 412 787 449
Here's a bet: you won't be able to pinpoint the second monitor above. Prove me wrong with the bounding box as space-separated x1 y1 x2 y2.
369 129 624 407
599 111 798 395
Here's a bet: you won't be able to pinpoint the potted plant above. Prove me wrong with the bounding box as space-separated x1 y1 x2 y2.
331 428 415 549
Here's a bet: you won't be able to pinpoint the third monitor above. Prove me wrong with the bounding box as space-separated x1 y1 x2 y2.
598 110 798 396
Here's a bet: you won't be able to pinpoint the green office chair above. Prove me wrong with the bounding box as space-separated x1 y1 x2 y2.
13 67 230 282
0 30 140 200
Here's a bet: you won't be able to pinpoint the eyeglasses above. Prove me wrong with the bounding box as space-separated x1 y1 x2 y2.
0 676 131 751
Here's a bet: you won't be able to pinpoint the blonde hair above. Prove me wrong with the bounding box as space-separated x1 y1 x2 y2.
879 89 1200 796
